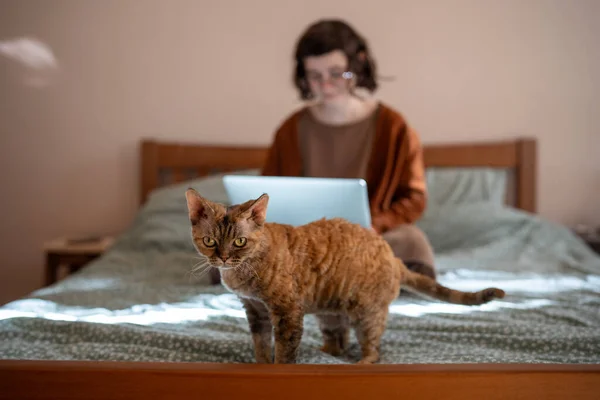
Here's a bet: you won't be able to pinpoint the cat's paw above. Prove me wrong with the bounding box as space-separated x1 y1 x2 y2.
356 358 376 365
320 343 343 356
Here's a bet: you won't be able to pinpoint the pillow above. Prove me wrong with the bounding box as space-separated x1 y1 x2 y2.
424 167 508 208
143 167 508 216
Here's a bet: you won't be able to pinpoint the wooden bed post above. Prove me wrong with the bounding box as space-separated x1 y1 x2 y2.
140 140 159 206
516 138 537 213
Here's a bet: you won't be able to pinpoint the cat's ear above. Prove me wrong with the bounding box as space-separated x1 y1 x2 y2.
245 193 269 226
185 188 212 225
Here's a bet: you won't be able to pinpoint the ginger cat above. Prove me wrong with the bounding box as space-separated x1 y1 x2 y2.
185 189 505 364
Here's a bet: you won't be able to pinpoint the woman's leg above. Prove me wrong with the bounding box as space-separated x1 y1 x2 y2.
382 224 436 280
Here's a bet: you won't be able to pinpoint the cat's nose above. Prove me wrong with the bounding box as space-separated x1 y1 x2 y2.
220 255 229 262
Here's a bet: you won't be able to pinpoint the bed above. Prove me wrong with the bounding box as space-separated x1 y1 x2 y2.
1 137 599 399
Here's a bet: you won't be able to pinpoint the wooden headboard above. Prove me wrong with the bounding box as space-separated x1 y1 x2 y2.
140 137 537 213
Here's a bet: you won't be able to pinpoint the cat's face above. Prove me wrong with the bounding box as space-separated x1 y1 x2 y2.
185 189 269 269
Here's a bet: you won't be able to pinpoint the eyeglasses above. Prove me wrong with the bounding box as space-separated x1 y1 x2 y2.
305 70 354 85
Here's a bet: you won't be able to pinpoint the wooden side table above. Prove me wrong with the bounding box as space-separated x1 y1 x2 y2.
583 236 600 255
43 236 114 286
573 232 600 256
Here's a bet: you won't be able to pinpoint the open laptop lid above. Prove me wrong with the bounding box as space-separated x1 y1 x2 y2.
222 175 371 228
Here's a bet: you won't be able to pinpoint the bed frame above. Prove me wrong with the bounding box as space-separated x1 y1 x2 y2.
2 137 599 400
138 137 538 212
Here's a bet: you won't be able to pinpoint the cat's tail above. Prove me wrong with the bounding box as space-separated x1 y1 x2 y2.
398 260 505 305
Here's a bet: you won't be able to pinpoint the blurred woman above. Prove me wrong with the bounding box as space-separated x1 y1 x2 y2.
262 19 436 279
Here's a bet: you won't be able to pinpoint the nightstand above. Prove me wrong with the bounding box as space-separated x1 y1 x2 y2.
573 231 600 255
43 236 114 285
582 236 600 255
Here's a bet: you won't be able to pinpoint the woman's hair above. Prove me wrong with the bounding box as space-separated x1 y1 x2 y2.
293 19 378 100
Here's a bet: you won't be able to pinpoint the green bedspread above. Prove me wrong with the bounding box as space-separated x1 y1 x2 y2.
1 176 599 364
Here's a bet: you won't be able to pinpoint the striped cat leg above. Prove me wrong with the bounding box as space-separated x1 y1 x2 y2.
352 307 389 364
271 306 304 364
242 299 273 363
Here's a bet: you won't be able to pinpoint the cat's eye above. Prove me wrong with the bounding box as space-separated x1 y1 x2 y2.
233 237 247 247
202 237 216 247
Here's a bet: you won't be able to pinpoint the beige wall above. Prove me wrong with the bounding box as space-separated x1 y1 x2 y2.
1 0 599 304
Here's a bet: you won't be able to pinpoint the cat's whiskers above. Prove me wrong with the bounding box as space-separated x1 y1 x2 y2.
186 258 213 282
187 268 209 283
193 266 217 281
190 260 210 273
185 269 195 282
190 262 220 282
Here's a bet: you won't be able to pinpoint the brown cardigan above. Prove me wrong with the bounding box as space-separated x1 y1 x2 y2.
261 102 427 233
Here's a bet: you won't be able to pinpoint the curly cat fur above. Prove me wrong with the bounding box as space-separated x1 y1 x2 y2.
185 189 505 364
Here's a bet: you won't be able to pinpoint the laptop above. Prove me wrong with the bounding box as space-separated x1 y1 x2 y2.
222 175 372 228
